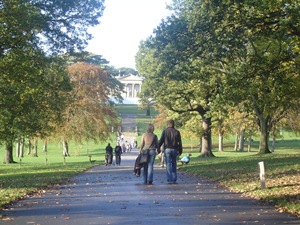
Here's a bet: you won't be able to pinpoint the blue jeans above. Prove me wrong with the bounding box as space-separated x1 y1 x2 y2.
164 148 178 183
143 149 156 183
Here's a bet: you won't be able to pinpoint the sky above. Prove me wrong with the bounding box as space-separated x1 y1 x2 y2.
85 0 172 69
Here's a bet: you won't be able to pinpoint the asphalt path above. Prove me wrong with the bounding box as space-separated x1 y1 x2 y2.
1 148 299 225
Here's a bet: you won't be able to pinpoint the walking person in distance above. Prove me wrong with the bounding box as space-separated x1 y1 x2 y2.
105 143 113 166
115 142 122 165
159 120 182 184
139 123 159 185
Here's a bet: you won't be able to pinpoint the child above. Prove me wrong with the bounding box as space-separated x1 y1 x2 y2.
178 153 191 165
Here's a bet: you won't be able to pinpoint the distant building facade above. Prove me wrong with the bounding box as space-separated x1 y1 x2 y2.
114 74 144 104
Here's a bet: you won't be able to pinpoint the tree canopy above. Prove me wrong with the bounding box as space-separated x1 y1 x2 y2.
0 0 106 163
136 0 300 155
55 62 119 145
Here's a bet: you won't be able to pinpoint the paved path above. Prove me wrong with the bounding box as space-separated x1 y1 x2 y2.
1 148 299 225
1 114 299 224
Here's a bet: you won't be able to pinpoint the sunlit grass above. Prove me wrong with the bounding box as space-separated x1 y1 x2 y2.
0 105 299 218
179 147 300 216
0 140 108 208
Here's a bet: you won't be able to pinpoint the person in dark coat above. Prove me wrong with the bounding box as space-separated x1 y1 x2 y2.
115 142 122 165
105 143 113 166
158 120 182 184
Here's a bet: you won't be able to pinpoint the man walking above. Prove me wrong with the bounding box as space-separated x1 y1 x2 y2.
105 143 113 166
158 120 182 184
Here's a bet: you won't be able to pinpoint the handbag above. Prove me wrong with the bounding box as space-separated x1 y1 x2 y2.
139 149 149 164
139 135 156 164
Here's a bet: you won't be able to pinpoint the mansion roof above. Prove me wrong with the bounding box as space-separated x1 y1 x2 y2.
115 74 144 83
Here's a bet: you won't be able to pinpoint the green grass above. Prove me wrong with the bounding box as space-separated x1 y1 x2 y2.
178 146 300 217
0 105 299 218
0 140 107 208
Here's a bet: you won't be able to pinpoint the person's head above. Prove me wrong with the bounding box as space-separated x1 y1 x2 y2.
108 143 110 146
167 120 175 128
146 123 155 133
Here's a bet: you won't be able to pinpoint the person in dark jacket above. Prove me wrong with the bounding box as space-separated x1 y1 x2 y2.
105 143 113 166
115 142 122 165
158 120 182 184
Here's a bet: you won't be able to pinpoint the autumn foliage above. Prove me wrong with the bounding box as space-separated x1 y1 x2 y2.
55 62 119 144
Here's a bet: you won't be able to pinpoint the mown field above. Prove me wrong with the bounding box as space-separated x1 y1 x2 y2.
0 105 299 218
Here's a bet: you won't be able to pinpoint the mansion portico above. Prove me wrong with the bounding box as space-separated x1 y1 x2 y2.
115 74 144 104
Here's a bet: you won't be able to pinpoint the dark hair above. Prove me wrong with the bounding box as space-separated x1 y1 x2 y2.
168 120 174 128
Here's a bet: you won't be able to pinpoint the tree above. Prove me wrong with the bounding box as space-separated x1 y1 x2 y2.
0 0 105 163
216 3 300 153
136 13 229 157
0 50 71 163
118 68 138 76
138 82 156 116
55 62 120 156
168 0 300 154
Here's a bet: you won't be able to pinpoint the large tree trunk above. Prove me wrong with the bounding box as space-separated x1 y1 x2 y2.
4 141 15 164
258 116 272 154
200 117 215 157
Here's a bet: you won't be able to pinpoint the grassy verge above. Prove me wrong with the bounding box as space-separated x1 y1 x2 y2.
179 147 300 217
0 105 299 218
0 141 106 208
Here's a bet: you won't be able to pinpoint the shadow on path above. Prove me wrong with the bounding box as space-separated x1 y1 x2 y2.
1 114 299 224
1 148 299 225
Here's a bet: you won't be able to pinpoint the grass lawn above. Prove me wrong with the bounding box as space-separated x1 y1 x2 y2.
0 140 107 209
0 105 299 218
179 147 300 217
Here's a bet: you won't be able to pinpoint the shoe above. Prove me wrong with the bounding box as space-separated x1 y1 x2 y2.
167 181 176 184
148 181 153 185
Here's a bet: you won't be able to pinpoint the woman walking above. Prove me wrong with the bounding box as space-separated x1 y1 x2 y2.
139 124 159 185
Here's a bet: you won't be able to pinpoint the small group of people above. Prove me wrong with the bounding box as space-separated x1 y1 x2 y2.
105 142 122 166
117 134 135 153
136 119 183 185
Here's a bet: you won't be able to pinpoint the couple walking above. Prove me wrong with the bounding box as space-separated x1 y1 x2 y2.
139 120 182 185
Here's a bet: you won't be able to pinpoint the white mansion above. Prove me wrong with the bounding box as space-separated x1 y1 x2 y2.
114 74 144 104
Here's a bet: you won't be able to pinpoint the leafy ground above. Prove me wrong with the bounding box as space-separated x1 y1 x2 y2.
179 144 300 217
